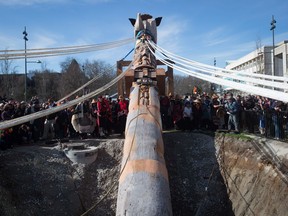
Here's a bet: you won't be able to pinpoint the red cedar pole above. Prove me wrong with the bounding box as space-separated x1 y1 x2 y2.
116 83 172 215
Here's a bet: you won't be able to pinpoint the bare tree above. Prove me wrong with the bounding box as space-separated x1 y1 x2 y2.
82 59 116 96
173 74 211 96
0 50 20 100
59 58 88 99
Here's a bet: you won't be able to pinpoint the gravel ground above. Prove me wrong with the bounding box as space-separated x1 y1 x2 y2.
0 131 234 216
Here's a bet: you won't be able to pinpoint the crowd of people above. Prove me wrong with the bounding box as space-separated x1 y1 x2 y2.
160 92 288 140
0 94 128 150
0 91 287 150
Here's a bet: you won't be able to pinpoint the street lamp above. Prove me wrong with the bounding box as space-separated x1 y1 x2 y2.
23 26 28 102
270 15 276 76
23 27 42 101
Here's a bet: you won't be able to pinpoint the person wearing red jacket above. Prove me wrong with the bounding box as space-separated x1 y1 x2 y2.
96 96 111 137
117 95 128 136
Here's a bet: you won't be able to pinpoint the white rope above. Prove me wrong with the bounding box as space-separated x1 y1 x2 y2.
147 42 288 103
0 38 134 60
148 41 288 93
55 74 103 104
0 60 134 130
55 48 134 104
148 40 288 82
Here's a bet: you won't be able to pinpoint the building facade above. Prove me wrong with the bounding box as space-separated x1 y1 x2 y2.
225 40 288 78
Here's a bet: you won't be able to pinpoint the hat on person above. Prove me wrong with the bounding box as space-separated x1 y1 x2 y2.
92 99 97 104
193 99 201 104
212 94 219 99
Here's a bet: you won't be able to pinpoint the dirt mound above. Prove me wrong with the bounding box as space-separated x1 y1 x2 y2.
0 138 123 216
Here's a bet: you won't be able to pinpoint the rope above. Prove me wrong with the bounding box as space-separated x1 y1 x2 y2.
56 47 134 104
120 48 134 61
55 74 102 104
149 40 288 86
0 38 134 60
147 43 288 102
0 58 135 130
148 40 288 82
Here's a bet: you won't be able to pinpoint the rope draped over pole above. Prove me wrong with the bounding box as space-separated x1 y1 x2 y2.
148 40 288 103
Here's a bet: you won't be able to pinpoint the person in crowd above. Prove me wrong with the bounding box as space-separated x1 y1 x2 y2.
41 98 58 140
201 95 212 130
105 96 113 135
54 101 69 139
0 103 14 148
243 95 256 133
166 93 174 129
272 100 284 140
225 94 240 133
117 95 128 136
66 105 78 138
192 98 202 130
110 99 120 134
96 95 110 138
13 101 30 144
14 101 27 118
1 103 14 121
255 96 267 135
71 100 95 139
183 101 193 131
171 94 183 129
210 94 225 130
0 103 5 121
160 95 171 130
235 95 244 131
25 97 43 142
90 98 100 137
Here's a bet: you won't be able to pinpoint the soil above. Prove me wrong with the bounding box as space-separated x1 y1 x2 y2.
164 131 234 216
0 131 234 216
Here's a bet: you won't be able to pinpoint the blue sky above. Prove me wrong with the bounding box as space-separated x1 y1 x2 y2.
0 0 288 74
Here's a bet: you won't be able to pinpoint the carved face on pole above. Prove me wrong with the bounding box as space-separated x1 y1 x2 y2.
129 13 162 44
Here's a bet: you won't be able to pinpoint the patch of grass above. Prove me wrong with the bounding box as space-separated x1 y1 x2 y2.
225 133 253 141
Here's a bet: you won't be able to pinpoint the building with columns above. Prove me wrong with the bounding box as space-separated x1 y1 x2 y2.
225 40 288 78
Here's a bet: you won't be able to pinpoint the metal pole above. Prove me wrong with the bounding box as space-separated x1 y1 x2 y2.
270 15 276 76
272 27 275 76
23 27 28 102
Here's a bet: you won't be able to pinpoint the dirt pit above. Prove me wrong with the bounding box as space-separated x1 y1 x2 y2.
0 131 233 216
